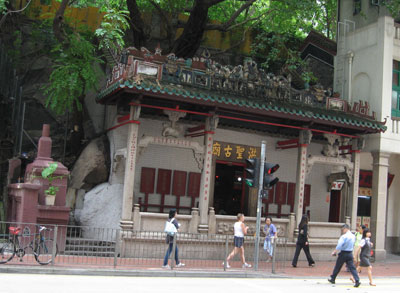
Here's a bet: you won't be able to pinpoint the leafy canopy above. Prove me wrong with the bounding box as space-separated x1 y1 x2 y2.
43 32 103 114
41 0 400 115
95 8 130 53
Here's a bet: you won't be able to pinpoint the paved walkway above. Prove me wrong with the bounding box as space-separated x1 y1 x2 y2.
280 259 400 277
1 254 399 278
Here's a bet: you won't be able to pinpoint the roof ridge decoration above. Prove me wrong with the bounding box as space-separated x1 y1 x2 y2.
102 47 382 124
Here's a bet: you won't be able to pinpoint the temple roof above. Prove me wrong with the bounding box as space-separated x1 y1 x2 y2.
299 30 337 57
96 47 386 135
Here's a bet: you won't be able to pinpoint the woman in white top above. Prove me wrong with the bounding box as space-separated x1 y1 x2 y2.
224 213 251 269
352 228 375 286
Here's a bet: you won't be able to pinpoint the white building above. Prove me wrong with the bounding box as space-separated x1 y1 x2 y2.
335 0 400 259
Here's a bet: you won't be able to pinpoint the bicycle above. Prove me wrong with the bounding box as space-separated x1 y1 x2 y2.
0 225 58 265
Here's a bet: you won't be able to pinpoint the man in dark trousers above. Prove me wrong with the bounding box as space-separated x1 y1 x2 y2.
328 224 361 287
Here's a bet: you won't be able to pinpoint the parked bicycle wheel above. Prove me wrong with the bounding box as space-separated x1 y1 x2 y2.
0 239 15 264
34 239 58 265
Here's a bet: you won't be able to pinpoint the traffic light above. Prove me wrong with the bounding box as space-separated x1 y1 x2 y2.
263 163 280 190
245 158 260 187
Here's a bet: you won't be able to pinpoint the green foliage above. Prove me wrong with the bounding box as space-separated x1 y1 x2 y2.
0 0 8 14
45 185 59 196
208 0 268 25
43 33 103 114
31 21 58 53
95 8 130 53
252 31 317 85
38 163 64 196
38 0 339 114
249 0 337 85
384 0 400 19
254 0 337 39
41 162 58 179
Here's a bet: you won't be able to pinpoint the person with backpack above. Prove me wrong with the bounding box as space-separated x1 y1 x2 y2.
162 209 185 268
291 214 315 267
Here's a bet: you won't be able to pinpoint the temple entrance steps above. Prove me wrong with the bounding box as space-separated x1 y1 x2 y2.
64 237 116 257
64 226 116 257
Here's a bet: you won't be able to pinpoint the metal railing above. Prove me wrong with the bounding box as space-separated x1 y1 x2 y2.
0 221 287 273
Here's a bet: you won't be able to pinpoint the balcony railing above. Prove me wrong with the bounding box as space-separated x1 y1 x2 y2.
391 117 400 134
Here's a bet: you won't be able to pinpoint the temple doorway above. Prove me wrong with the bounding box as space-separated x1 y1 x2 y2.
213 162 246 215
328 190 341 222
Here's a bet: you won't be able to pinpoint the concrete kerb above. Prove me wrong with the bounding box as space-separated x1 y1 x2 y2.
1 265 400 279
0 265 289 278
0 265 287 278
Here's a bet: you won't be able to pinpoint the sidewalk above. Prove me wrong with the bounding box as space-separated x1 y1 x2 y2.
1 254 399 278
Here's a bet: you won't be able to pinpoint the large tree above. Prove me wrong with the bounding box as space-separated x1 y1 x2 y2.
124 0 338 58
50 0 341 59
39 0 341 141
2 0 398 156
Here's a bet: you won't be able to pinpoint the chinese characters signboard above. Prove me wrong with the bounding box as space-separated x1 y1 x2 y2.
358 187 372 197
331 181 345 190
212 141 260 162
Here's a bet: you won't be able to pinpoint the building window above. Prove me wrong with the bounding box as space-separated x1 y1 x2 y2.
392 60 400 117
354 0 362 15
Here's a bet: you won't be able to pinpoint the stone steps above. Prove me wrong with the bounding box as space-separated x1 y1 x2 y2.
62 250 115 257
64 237 116 257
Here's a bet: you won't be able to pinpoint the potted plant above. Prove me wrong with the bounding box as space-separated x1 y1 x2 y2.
41 162 62 206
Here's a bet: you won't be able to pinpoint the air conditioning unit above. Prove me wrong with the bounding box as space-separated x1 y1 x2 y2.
371 0 380 6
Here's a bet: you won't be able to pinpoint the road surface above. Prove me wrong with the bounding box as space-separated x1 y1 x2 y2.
0 274 398 293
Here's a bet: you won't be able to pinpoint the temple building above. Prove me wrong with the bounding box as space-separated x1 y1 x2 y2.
94 43 388 258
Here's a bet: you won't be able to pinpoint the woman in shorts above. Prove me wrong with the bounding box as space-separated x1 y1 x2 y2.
224 213 251 269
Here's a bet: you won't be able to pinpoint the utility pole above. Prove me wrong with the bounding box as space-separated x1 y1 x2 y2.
253 140 266 270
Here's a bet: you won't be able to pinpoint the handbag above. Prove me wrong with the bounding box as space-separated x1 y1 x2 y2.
164 219 177 236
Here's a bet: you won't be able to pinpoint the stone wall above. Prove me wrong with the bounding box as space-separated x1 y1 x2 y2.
118 211 341 261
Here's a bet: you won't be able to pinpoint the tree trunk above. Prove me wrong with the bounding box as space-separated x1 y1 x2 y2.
53 0 69 43
171 1 210 58
126 0 147 48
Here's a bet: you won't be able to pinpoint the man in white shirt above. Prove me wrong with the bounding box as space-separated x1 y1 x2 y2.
328 224 360 287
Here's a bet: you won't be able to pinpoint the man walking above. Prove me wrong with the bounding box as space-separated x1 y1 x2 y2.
328 224 360 287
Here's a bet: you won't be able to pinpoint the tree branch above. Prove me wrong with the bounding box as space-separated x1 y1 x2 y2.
205 8 273 32
205 15 258 31
0 0 32 29
211 13 266 56
180 0 259 32
222 0 256 29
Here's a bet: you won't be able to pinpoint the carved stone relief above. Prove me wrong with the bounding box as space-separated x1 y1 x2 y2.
162 109 186 138
321 133 340 157
138 135 204 169
299 130 313 145
208 115 219 131
354 137 365 151
306 155 354 183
